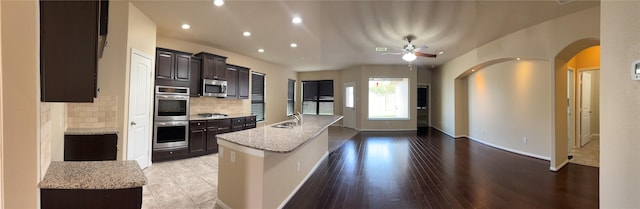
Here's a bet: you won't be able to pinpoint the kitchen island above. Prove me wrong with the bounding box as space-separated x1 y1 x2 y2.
38 160 147 209
215 115 342 209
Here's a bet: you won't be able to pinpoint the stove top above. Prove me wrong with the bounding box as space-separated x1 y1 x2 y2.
197 113 228 118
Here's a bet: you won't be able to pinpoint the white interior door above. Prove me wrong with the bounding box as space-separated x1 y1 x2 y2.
128 49 153 169
580 72 592 147
343 82 356 129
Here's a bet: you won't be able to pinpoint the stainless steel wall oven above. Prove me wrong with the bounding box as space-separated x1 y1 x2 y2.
153 86 189 151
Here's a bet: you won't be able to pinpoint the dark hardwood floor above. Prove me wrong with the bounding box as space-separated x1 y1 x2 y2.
285 128 598 209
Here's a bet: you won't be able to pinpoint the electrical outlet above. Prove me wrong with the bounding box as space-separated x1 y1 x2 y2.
522 137 527 144
230 151 236 163
296 162 301 172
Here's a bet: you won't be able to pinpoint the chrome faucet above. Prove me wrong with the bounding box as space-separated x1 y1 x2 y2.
291 112 303 126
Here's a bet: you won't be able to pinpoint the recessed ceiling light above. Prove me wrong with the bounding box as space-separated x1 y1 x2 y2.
516 57 521 61
438 51 444 55
258 48 264 53
290 43 298 48
213 0 224 7
243 31 251 37
292 16 302 24
472 69 476 72
181 24 190 29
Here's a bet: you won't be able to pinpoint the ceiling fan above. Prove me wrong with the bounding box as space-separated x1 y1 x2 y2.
383 34 437 62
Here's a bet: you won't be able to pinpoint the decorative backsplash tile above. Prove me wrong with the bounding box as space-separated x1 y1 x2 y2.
67 96 117 129
189 97 248 115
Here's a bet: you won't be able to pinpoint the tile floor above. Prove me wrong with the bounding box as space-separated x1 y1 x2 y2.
142 126 359 209
569 138 599 167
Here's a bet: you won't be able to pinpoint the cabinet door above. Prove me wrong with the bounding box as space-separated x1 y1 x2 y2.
189 58 201 96
244 116 257 129
238 68 250 99
40 1 100 102
201 55 215 80
226 67 238 98
206 127 218 152
213 57 227 80
175 53 191 81
156 50 174 81
189 129 206 153
231 118 245 131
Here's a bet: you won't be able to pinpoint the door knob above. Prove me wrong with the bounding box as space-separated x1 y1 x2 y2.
131 122 137 126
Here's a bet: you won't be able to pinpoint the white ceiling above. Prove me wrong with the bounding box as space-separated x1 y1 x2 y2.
131 0 599 72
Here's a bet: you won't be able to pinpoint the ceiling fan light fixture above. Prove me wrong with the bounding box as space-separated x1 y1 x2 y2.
402 53 417 62
213 0 224 7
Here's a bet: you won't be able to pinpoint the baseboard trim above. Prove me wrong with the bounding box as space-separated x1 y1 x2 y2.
277 151 329 209
431 126 456 138
466 136 550 161
550 159 569 172
216 199 232 209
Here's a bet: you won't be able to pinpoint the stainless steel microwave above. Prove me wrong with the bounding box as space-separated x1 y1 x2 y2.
203 79 227 97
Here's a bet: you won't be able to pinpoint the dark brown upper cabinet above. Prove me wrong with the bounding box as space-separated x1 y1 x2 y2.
189 56 202 97
155 48 191 87
40 0 109 102
195 52 227 81
226 64 250 99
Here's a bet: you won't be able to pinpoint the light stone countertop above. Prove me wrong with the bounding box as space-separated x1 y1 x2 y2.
65 127 119 135
38 161 147 190
216 115 343 153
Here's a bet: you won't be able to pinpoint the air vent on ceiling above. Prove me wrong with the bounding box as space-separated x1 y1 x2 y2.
375 47 388 52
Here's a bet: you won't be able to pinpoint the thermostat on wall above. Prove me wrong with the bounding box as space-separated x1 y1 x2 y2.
633 60 640 80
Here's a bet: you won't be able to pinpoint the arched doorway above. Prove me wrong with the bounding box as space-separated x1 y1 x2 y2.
551 38 599 171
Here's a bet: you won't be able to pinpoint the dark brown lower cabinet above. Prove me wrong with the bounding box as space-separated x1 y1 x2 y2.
189 120 207 154
41 187 142 209
152 148 188 162
64 134 117 161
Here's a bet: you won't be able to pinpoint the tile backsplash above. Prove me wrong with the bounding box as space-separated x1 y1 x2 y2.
190 97 247 115
67 96 117 129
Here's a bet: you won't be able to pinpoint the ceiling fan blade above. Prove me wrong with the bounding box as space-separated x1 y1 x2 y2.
381 52 403 55
415 51 437 58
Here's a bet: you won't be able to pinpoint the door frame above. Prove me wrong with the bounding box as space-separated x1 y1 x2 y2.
127 48 154 168
567 69 576 149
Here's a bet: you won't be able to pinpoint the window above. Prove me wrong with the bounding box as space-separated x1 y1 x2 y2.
302 80 334 115
287 79 295 116
345 86 354 108
251 72 265 121
368 78 409 119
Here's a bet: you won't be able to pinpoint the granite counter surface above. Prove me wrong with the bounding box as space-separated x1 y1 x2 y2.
65 127 119 135
216 115 342 153
38 161 146 190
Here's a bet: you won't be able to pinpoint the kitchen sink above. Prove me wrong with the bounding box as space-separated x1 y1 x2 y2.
272 121 297 129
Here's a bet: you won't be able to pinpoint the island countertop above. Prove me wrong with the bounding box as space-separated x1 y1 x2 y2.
38 161 147 190
216 115 343 153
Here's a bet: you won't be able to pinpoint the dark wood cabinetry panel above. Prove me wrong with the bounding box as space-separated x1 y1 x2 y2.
155 48 191 87
189 121 206 153
231 117 246 131
155 51 174 81
64 134 117 161
195 52 228 81
206 127 218 152
245 116 257 129
190 57 202 97
226 66 238 98
226 64 250 99
152 148 188 162
40 0 108 102
41 187 142 209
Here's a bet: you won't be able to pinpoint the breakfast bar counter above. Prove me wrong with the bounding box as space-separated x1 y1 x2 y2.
38 160 147 209
215 115 342 209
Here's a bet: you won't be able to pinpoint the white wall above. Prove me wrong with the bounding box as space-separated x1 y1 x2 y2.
432 7 600 137
600 1 640 207
1 1 40 208
0 1 4 206
467 60 552 159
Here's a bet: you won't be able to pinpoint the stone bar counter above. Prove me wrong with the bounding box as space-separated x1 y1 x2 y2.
38 160 147 209
216 115 343 209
